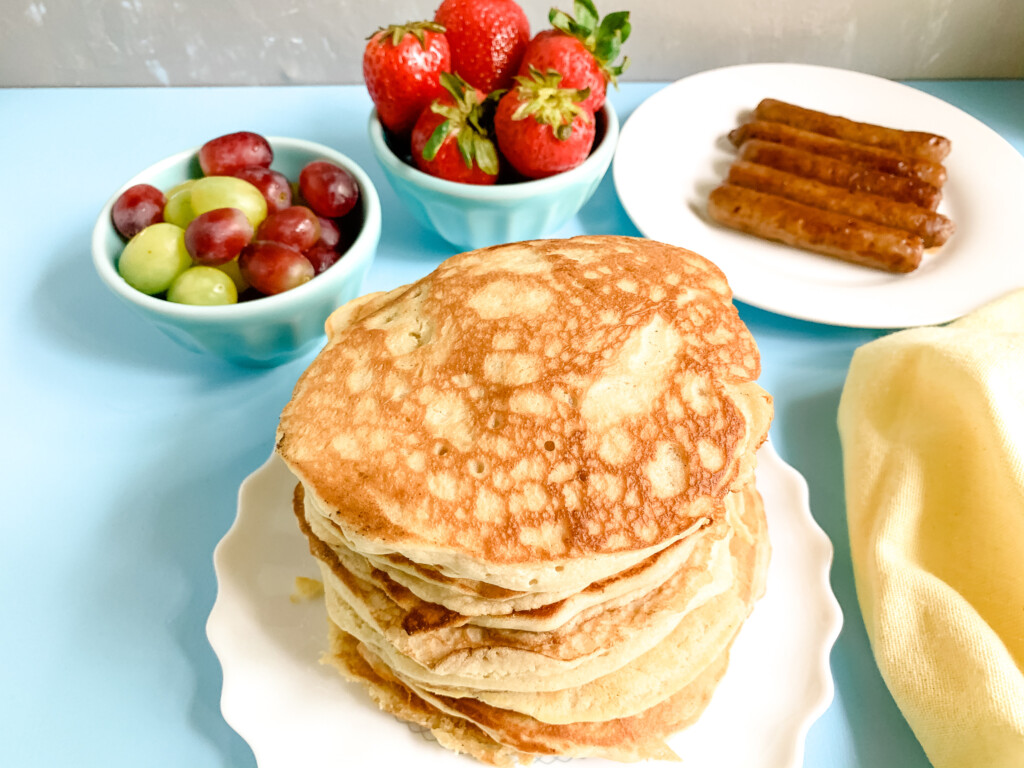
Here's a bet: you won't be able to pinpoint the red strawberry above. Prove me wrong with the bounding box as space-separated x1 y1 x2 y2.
494 68 595 179
412 73 500 185
519 0 631 113
434 0 530 93
363 21 451 135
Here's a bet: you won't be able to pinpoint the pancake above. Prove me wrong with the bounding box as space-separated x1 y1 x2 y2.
322 575 718 693
325 626 526 768
309 483 763 701
320 479 768 760
295 484 740 678
328 623 729 764
276 236 775 764
316 526 731 677
434 483 770 724
278 236 772 592
305 497 722 632
303 486 714 619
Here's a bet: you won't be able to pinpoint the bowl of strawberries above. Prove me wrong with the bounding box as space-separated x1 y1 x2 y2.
364 0 627 250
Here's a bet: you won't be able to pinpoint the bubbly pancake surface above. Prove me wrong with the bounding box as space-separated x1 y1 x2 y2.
278 236 770 577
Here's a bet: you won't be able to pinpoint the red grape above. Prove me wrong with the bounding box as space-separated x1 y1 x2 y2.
299 161 359 218
184 208 254 266
233 166 292 214
316 216 341 249
112 184 166 238
239 241 314 295
257 206 321 252
199 132 273 176
304 241 341 275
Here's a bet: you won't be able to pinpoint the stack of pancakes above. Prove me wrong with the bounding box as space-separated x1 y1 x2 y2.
277 235 773 765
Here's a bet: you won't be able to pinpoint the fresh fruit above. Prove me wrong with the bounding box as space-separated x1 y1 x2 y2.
110 132 362 304
434 0 530 93
411 72 500 185
233 166 292 214
167 266 238 305
316 216 342 249
299 161 359 218
214 257 249 293
304 241 342 275
190 176 268 230
117 222 192 295
112 184 166 238
184 208 254 266
364 21 451 135
163 180 197 229
518 0 630 114
199 132 273 176
257 206 321 252
239 241 315 295
494 67 595 179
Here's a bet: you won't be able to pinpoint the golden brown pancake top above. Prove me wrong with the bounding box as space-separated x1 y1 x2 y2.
277 236 769 565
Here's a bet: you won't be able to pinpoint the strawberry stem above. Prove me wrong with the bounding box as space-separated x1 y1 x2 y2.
548 0 631 83
369 20 446 49
422 73 500 175
510 67 591 141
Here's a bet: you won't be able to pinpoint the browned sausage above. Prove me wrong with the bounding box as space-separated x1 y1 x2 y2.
707 184 923 273
738 139 942 210
728 120 947 188
726 161 955 247
753 98 952 162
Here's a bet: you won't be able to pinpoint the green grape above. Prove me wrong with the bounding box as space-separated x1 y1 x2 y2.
118 222 192 295
190 176 268 230
167 266 239 306
164 179 197 229
214 256 249 293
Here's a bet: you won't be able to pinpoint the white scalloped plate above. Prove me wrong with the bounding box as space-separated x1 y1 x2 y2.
613 63 1024 328
207 441 841 767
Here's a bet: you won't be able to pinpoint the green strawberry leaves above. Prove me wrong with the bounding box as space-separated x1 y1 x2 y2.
558 0 598 33
509 67 591 141
457 125 500 175
549 0 631 82
421 72 501 175
423 119 454 161
370 20 446 49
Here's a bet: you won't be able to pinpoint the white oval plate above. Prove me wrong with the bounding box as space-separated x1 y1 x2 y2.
613 63 1024 328
207 441 841 768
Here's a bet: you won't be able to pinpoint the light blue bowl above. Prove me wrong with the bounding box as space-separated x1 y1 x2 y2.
368 101 618 250
92 137 381 367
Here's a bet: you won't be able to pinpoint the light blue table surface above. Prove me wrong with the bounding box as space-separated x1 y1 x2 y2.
2 78 1022 768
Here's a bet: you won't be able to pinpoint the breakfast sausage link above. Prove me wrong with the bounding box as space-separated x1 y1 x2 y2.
738 139 942 211
753 98 952 163
707 184 923 273
728 120 948 188
726 161 955 247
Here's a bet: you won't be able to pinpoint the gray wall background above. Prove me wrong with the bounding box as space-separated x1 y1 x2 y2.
2 0 1023 87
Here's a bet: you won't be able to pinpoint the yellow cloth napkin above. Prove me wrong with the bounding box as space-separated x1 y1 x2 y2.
838 290 1024 768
